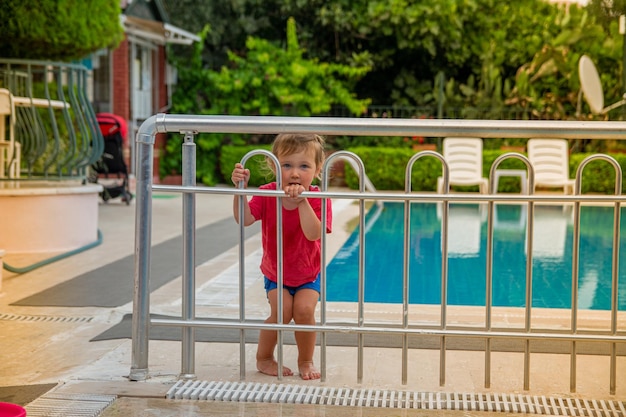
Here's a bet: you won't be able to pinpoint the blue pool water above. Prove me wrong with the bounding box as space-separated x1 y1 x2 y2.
326 202 626 310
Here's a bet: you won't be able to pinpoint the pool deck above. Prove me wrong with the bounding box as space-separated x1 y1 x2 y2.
0 187 624 416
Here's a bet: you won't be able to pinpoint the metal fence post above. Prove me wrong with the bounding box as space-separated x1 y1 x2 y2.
129 114 160 381
180 131 197 379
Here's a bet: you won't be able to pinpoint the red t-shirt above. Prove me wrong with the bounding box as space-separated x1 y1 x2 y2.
248 182 332 287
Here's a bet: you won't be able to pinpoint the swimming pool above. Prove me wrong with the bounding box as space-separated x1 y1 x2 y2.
326 202 626 310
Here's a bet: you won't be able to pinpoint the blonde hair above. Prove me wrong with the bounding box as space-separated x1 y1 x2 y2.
265 133 326 180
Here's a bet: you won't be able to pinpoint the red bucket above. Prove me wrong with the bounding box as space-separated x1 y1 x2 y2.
0 402 26 417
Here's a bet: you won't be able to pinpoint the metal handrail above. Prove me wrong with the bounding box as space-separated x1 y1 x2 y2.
131 115 626 395
0 58 103 180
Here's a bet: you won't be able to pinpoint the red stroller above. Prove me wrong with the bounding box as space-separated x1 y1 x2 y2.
92 113 133 204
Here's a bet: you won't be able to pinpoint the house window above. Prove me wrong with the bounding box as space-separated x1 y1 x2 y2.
132 44 153 119
92 49 111 114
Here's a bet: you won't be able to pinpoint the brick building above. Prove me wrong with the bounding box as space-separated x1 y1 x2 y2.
90 0 199 181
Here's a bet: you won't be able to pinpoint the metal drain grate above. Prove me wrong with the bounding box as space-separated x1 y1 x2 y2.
0 313 93 323
167 380 626 416
25 393 116 417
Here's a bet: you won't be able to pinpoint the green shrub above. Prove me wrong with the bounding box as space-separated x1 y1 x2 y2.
570 153 626 194
342 148 626 194
218 144 626 193
342 147 440 191
219 145 273 187
161 133 222 185
164 16 371 183
330 135 409 150
0 0 123 61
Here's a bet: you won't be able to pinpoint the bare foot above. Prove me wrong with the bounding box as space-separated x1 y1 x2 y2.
298 361 321 380
257 358 293 376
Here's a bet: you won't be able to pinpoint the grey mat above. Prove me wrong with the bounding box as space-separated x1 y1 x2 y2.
91 314 625 355
0 383 57 406
12 219 259 308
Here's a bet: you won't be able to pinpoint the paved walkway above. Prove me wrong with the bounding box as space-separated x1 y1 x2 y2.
0 189 624 416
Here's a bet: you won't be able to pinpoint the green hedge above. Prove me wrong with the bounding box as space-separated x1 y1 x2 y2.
0 0 123 61
219 145 273 187
342 148 626 194
161 134 223 185
217 145 626 193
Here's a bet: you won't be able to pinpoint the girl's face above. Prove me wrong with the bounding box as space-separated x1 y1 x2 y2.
277 148 320 189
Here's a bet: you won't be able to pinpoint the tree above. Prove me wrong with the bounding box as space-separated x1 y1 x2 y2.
587 0 626 30
164 0 287 69
0 0 123 61
161 17 371 184
165 0 568 106
163 0 623 122
171 17 370 118
507 5 622 121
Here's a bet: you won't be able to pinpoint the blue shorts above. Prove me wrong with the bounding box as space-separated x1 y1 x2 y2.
264 274 321 296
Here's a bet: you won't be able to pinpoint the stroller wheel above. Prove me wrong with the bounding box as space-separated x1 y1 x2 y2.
122 191 133 205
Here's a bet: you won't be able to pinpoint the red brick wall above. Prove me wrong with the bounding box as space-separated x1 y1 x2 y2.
110 37 131 174
157 46 168 111
153 45 168 182
112 37 130 121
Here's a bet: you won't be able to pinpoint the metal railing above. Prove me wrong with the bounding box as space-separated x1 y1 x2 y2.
0 59 103 180
130 115 626 395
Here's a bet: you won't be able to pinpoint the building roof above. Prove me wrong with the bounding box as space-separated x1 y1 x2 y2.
120 0 200 45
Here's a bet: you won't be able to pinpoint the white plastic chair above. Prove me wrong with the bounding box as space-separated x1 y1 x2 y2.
527 138 575 194
437 137 488 193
